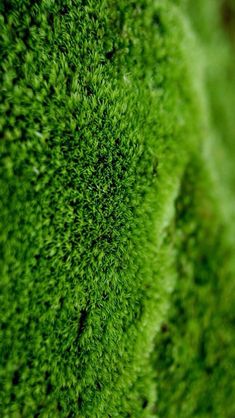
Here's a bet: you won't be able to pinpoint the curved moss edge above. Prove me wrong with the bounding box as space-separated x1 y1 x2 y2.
153 1 235 417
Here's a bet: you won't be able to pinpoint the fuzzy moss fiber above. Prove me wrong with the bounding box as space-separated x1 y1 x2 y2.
1 0 235 417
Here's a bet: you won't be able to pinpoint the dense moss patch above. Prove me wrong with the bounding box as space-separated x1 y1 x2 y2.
0 1 234 417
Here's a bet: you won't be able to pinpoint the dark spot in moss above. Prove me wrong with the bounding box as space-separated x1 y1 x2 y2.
161 323 168 333
78 394 83 407
205 365 213 375
142 397 148 408
221 0 235 45
44 301 50 309
61 5 69 16
10 392 16 401
152 13 165 35
85 85 94 96
46 381 53 395
105 48 116 61
78 309 87 335
57 402 63 411
96 381 102 390
45 371 50 380
88 11 98 22
47 13 54 27
12 370 20 385
152 158 159 177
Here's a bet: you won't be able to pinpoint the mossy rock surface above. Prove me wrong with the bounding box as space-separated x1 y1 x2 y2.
0 1 235 417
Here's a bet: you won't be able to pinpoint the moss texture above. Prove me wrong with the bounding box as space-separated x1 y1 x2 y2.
0 0 235 417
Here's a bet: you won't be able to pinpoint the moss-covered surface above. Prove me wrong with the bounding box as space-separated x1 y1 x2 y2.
0 1 234 417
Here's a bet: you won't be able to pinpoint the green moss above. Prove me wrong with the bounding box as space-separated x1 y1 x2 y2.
0 1 234 417
154 158 235 418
